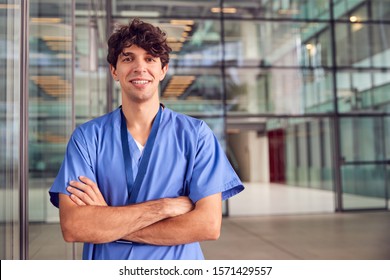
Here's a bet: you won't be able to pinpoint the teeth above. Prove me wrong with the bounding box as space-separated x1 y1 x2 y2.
132 80 149 84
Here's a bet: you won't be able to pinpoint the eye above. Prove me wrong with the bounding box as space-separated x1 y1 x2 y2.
122 57 132 62
146 57 156 62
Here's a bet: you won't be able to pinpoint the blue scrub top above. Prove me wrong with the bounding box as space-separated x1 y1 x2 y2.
49 107 244 260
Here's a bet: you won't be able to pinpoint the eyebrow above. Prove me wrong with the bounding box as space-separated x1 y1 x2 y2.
120 51 157 57
120 51 134 57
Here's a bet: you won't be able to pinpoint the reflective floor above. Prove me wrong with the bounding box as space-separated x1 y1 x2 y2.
202 211 390 260
29 182 390 260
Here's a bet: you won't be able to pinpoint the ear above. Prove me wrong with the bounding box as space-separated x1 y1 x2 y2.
160 64 169 81
110 64 118 81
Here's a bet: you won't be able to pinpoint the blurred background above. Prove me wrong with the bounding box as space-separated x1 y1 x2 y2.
1 0 390 259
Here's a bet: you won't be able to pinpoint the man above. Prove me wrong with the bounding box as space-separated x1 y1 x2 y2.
49 18 244 260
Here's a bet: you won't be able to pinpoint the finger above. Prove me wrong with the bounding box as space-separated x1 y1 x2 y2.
79 176 107 206
67 186 93 205
69 193 86 206
79 176 97 188
78 176 102 198
69 180 97 201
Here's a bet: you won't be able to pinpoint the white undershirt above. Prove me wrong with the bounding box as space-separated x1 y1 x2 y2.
134 139 145 153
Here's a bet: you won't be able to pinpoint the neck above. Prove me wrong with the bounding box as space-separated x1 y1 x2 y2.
120 97 161 146
122 99 160 128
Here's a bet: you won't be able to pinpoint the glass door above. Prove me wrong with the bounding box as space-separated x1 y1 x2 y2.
339 116 389 210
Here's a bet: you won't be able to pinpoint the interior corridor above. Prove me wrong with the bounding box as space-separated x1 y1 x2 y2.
29 182 390 260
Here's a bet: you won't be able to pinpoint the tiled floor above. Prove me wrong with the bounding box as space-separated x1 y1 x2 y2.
29 182 390 260
202 211 390 260
228 182 335 216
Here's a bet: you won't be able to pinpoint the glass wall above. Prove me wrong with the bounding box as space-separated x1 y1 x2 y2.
220 0 390 211
340 116 388 209
28 0 74 259
333 0 390 210
2 0 390 260
74 0 107 125
0 0 22 260
107 0 390 210
27 0 108 260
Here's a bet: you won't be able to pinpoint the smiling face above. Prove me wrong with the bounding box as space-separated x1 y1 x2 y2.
110 44 168 104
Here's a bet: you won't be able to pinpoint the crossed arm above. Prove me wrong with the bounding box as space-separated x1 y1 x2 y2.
59 176 222 246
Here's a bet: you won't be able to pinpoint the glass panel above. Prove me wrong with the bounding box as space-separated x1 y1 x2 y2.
336 70 390 113
341 164 387 209
385 116 390 210
267 117 334 191
388 165 390 210
285 124 297 185
370 23 390 67
339 116 388 209
334 0 367 21
385 116 390 159
0 0 21 260
226 68 334 115
75 5 107 126
335 22 370 67
334 22 390 68
223 20 332 68
339 117 385 162
160 67 223 116
29 0 74 259
335 0 390 22
370 0 390 21
296 122 309 187
224 0 330 20
309 119 323 189
228 116 335 214
112 0 220 19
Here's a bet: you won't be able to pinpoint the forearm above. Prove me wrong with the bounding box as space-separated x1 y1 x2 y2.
123 210 221 246
60 195 175 244
122 193 222 246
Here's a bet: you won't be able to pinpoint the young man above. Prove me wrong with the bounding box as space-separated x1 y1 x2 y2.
49 18 244 260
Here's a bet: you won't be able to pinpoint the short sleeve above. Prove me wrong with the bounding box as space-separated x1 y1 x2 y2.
49 128 97 208
188 121 244 203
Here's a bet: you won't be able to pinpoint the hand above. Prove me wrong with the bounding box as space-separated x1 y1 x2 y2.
164 196 194 218
67 176 108 206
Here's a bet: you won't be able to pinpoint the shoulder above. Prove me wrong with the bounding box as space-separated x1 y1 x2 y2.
74 108 120 135
69 108 120 146
163 107 210 135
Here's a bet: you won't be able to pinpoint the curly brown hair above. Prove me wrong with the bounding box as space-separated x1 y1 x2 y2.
107 18 171 69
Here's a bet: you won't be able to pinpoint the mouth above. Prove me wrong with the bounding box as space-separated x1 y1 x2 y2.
130 79 151 85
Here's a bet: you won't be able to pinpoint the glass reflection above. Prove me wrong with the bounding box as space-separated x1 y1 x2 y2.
2 0 390 261
226 68 334 115
339 115 388 207
0 0 21 260
28 0 73 259
335 0 390 22
339 117 385 162
223 0 330 20
228 116 334 192
161 67 223 116
335 21 390 68
222 20 332 68
111 0 220 18
75 9 107 125
342 164 387 210
336 70 390 113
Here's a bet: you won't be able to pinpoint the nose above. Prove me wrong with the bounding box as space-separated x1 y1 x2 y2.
133 58 147 73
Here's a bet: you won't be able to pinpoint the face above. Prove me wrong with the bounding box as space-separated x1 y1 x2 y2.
110 44 168 104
